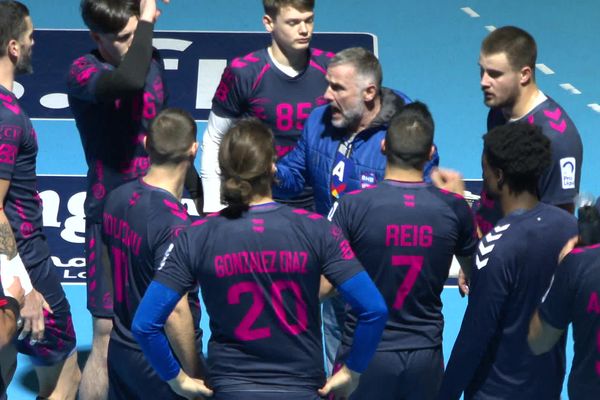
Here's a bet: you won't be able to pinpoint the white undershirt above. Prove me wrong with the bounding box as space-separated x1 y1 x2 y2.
201 49 301 212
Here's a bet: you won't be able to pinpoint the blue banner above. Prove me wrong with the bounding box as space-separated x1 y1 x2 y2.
17 30 376 121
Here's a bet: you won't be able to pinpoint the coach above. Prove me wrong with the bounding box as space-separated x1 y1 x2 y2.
274 46 439 373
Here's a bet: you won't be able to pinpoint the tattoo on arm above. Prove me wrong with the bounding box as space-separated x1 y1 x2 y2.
0 221 17 258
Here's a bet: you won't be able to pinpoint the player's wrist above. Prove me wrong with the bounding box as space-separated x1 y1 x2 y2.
0 253 33 295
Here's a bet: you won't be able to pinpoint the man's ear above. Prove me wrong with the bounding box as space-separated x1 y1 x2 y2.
263 14 274 33
363 83 377 102
520 65 533 86
190 141 199 158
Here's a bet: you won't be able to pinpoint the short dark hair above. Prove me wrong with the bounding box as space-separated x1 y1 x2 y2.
263 0 314 19
0 0 30 58
384 101 434 170
329 47 382 91
483 122 551 196
81 0 139 34
219 118 275 214
481 26 537 72
147 108 197 166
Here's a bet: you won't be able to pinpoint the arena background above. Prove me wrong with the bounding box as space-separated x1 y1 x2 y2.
9 1 600 397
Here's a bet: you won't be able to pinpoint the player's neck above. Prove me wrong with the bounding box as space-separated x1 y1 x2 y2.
249 193 275 206
142 164 187 200
504 84 540 120
269 42 309 71
0 59 16 92
384 166 423 182
501 190 539 217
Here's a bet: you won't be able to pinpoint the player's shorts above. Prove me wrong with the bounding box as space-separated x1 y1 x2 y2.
85 221 113 318
335 345 443 400
16 257 77 366
214 390 321 400
107 339 187 400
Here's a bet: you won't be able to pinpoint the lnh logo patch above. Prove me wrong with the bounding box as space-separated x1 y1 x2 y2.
559 157 576 189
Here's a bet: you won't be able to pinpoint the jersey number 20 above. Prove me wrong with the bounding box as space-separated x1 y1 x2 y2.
228 280 308 341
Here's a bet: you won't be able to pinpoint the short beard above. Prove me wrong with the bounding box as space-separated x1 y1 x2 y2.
15 53 33 75
331 102 365 130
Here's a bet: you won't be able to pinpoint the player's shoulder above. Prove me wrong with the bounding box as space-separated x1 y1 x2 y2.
67 52 107 87
474 221 515 271
309 47 335 67
530 96 579 136
0 88 24 122
227 48 270 75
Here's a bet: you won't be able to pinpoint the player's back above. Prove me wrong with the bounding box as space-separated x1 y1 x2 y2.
174 203 360 392
333 180 477 350
543 244 600 400
467 203 577 399
102 179 190 348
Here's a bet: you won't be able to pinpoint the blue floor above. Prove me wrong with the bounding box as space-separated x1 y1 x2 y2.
8 0 597 398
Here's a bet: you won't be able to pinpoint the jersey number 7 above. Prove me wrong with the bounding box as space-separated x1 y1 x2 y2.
392 255 424 310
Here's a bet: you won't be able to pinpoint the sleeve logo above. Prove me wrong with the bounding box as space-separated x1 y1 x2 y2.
560 157 576 189
476 223 510 269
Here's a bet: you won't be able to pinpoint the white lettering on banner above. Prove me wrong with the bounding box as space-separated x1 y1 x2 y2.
62 191 86 243
40 190 61 228
63 269 86 280
52 256 86 268
332 160 345 181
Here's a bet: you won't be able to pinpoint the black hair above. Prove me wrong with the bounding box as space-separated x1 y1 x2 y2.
0 0 30 57
483 122 551 196
384 101 434 170
81 0 139 34
147 108 197 166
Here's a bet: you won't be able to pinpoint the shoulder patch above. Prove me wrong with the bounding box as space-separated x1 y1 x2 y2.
559 157 576 189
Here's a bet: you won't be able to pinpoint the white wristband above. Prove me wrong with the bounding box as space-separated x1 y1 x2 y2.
1 253 33 295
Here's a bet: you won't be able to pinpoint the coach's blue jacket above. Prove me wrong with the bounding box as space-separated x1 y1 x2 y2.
275 88 439 216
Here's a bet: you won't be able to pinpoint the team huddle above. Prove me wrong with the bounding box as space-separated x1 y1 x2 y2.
0 0 597 400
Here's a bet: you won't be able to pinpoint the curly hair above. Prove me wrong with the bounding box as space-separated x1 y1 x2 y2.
483 122 551 196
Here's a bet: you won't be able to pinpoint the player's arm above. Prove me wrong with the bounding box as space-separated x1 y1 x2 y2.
184 166 204 216
132 281 212 399
273 119 310 198
93 1 164 100
0 180 49 343
319 271 388 398
527 311 564 355
528 254 574 355
437 254 510 400
164 293 203 378
200 112 236 213
318 218 388 398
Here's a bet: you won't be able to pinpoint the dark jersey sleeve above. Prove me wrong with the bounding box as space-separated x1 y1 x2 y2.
453 198 478 256
153 229 198 296
439 253 511 399
148 196 192 273
319 220 364 287
538 254 577 329
0 111 21 180
67 21 155 102
211 63 252 118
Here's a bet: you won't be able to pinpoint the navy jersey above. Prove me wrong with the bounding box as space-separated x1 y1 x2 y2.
440 203 578 400
212 48 332 158
154 203 363 392
102 179 192 349
331 180 477 351
67 50 165 223
0 85 50 267
539 244 600 400
476 96 583 235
